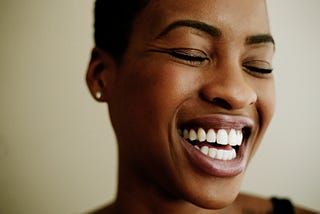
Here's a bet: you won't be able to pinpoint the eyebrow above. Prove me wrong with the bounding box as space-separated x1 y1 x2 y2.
156 19 275 47
246 34 275 46
156 20 222 39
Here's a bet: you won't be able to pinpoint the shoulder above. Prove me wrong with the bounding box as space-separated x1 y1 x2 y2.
295 204 319 214
236 192 318 214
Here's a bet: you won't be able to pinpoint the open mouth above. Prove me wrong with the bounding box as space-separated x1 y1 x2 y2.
178 127 251 161
179 128 248 160
176 115 253 177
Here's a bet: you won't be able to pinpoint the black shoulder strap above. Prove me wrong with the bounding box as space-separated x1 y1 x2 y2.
271 197 295 214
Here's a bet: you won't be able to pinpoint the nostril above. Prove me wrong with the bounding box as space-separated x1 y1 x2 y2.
211 98 232 110
199 78 257 110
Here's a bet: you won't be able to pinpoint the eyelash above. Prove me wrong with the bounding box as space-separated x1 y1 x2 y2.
168 50 208 63
150 48 209 65
243 65 273 74
242 60 273 76
150 48 273 74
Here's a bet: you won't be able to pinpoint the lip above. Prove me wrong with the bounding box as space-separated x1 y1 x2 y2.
178 114 253 177
178 114 254 130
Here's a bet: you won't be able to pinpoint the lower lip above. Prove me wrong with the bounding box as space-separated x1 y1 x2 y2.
181 137 248 177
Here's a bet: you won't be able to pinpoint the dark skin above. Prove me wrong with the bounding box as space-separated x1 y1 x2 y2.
86 0 317 213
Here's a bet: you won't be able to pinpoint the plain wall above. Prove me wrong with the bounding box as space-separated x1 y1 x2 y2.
0 0 319 213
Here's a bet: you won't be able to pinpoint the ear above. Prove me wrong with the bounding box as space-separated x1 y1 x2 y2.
86 47 117 102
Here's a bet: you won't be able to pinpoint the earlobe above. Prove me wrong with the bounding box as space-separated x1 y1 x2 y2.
86 47 117 102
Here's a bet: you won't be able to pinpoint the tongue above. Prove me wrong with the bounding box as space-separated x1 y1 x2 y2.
197 142 234 151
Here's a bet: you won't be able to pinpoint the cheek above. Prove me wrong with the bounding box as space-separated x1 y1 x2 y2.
249 78 275 156
127 63 196 114
258 79 276 126
108 61 199 184
109 61 197 145
248 74 276 126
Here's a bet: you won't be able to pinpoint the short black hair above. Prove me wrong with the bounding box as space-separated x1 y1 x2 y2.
94 0 150 61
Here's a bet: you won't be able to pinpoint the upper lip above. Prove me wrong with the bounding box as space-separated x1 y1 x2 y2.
178 114 254 131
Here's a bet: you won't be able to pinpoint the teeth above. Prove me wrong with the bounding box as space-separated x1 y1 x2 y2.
200 145 209 155
217 129 228 145
199 146 236 160
208 147 217 158
206 129 216 143
183 129 189 139
182 128 244 146
237 130 243 146
181 128 241 160
197 128 206 142
228 129 237 146
216 149 224 159
189 129 197 141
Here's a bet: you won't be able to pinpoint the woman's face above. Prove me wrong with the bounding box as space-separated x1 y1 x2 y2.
107 0 275 209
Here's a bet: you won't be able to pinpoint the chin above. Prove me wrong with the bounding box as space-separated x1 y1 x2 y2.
174 172 243 210
189 191 238 210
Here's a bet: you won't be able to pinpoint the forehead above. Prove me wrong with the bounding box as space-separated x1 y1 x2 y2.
132 0 270 43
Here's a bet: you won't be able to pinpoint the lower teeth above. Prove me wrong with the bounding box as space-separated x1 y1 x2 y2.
195 145 236 161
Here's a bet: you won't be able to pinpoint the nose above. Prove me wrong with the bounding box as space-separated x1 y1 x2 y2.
200 63 257 110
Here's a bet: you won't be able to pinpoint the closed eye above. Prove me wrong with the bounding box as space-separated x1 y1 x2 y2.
243 65 273 74
242 59 273 76
168 49 208 63
149 48 209 66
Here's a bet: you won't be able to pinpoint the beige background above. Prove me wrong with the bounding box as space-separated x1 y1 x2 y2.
1 0 319 213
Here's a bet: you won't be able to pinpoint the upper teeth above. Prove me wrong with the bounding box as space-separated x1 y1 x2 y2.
182 128 243 146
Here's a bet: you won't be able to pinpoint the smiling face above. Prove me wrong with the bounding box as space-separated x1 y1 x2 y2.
101 0 275 210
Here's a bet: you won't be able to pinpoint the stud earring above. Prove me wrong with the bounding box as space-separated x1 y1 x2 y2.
95 91 102 99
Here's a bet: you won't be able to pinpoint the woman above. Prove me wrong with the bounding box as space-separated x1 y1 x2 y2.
86 0 316 213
